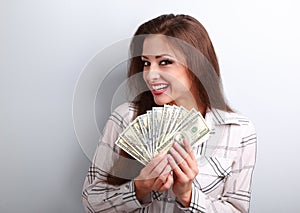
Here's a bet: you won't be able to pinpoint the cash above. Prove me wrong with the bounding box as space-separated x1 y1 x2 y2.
115 104 210 165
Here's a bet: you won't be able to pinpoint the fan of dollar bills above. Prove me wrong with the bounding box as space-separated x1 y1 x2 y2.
115 104 210 165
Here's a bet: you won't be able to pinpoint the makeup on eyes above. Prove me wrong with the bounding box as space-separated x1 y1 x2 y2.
159 59 173 65
141 55 175 67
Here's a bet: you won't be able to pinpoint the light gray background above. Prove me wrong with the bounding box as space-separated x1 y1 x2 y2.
1 0 299 212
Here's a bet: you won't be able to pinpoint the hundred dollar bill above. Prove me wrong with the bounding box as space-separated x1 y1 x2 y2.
172 106 189 130
137 114 149 144
130 118 151 156
156 110 209 154
161 105 184 144
147 110 153 157
162 105 181 141
152 107 163 150
174 108 198 130
178 109 209 140
120 125 151 162
156 104 174 148
177 113 209 146
115 105 210 163
115 137 148 165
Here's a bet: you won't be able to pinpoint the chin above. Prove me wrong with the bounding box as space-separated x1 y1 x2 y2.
153 97 173 106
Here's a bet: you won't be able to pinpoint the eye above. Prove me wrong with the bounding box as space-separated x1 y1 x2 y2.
142 60 150 67
160 59 173 66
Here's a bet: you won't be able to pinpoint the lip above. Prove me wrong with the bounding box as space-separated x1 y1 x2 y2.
152 88 167 95
149 83 169 95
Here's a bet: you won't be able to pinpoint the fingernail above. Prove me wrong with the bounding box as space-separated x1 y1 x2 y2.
174 142 179 147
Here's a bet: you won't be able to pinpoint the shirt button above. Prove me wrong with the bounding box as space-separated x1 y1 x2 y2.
125 184 129 189
157 197 161 201
167 198 172 202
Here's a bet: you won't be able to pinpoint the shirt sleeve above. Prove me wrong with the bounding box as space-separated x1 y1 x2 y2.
82 103 151 213
176 121 257 213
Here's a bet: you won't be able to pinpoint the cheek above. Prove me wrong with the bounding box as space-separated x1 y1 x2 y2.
180 71 193 90
142 72 151 89
185 78 193 90
172 73 192 90
142 71 147 82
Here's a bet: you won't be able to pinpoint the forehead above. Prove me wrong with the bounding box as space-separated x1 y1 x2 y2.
142 35 175 56
142 35 186 64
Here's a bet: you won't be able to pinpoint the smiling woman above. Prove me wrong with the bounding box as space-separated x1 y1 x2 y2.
82 14 257 213
142 35 194 109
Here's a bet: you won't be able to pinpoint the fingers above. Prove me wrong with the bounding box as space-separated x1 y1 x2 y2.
157 173 173 192
135 152 171 194
149 153 170 179
168 141 198 178
136 139 198 194
140 151 168 180
183 139 196 161
152 164 172 191
167 153 185 177
169 143 191 172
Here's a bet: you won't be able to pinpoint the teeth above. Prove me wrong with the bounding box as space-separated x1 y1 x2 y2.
152 84 168 90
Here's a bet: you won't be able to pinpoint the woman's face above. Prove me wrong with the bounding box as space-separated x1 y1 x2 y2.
142 35 196 108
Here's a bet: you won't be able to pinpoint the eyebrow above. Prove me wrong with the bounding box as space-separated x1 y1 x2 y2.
141 54 173 59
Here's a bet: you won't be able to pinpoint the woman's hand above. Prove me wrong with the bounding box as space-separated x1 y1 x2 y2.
134 152 173 200
168 140 199 207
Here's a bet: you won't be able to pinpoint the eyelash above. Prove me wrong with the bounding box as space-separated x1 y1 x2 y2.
160 60 173 65
142 59 173 67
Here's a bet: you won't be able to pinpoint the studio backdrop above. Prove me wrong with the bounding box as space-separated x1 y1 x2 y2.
1 0 299 212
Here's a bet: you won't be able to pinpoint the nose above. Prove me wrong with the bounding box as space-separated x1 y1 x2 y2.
144 64 160 82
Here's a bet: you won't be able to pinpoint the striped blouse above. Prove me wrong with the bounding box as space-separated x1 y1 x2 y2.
82 102 257 212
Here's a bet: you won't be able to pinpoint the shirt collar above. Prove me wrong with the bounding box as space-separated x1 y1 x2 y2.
205 108 242 126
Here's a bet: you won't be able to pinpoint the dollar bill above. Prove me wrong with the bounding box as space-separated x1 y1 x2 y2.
119 125 151 161
156 110 209 154
115 105 210 164
147 110 153 157
173 106 189 130
137 114 149 144
156 105 174 148
130 118 151 156
152 107 163 150
115 137 148 165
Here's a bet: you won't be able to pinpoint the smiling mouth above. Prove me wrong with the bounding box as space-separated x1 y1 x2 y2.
151 84 169 91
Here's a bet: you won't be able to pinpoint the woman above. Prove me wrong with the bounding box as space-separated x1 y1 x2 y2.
82 14 257 212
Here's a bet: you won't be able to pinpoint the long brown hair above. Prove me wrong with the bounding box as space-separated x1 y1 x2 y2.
128 14 232 117
107 14 232 185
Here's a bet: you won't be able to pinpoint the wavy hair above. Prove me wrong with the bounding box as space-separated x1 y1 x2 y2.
108 14 232 185
128 14 232 117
